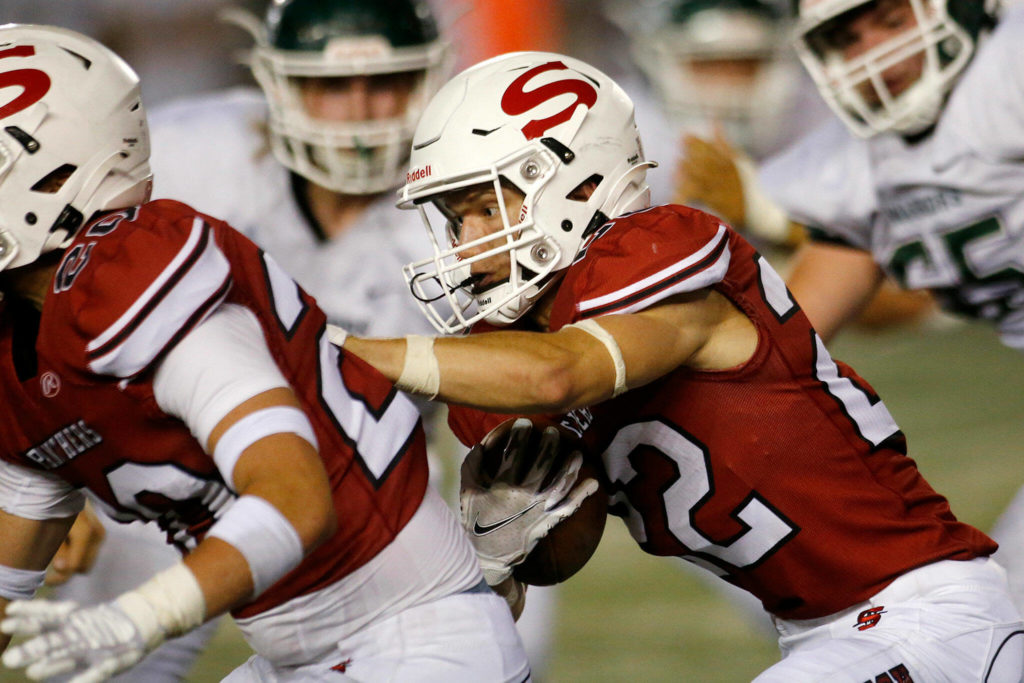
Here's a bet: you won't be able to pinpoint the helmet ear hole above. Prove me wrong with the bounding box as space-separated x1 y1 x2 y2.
566 174 603 202
31 164 77 194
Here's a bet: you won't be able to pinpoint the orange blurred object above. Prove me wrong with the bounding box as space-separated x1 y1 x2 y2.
457 0 566 66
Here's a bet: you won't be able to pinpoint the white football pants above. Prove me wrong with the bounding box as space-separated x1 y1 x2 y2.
755 558 1024 682
222 587 530 682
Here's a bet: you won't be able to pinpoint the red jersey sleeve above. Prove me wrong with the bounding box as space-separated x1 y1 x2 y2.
41 200 233 381
549 205 732 328
447 404 511 448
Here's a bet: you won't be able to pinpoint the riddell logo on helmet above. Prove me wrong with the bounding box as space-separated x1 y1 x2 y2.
407 165 432 183
501 61 598 140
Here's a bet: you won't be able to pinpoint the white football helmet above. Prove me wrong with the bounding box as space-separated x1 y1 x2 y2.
633 0 802 157
795 0 997 137
0 24 151 272
248 0 452 195
398 52 654 334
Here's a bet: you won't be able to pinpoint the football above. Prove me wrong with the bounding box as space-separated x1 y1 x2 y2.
513 454 608 586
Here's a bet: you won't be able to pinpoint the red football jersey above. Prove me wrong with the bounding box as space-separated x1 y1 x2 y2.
449 205 995 620
0 200 429 618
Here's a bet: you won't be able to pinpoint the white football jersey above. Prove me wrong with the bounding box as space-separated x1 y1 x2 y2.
761 4 1024 350
148 88 434 338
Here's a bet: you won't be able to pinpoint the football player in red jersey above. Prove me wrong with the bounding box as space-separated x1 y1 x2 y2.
0 25 529 682
339 51 1024 680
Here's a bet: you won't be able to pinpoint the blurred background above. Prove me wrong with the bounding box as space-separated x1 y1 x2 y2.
1 0 1022 680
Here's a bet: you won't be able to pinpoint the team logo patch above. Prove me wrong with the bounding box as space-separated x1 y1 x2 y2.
500 61 598 140
0 45 51 120
39 371 60 398
854 605 887 631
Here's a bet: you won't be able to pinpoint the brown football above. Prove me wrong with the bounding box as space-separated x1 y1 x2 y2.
513 456 608 586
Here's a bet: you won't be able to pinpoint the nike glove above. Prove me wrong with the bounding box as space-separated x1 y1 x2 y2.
459 417 599 587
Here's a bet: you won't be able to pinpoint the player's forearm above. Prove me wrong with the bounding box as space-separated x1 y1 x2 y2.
182 538 256 618
0 510 75 652
787 242 884 342
435 331 598 412
345 330 609 413
192 434 336 617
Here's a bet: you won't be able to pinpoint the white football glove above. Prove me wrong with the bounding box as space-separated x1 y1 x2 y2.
2 563 204 683
1 596 159 682
460 418 600 587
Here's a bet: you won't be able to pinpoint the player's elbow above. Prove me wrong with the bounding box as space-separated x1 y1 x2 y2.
299 493 337 553
275 470 337 554
524 356 587 413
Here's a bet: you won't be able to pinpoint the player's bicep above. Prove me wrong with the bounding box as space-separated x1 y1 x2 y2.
153 304 333 608
154 302 330 545
154 303 296 462
568 290 738 393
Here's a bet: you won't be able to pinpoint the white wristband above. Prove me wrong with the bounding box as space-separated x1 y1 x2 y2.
207 495 304 598
212 406 318 490
115 562 206 648
0 565 45 601
735 155 791 243
568 318 627 397
395 334 441 399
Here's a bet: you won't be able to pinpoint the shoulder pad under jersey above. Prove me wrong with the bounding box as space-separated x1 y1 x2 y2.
550 205 731 326
42 200 233 380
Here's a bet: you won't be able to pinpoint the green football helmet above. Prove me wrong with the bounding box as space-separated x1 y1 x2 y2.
631 0 801 156
249 0 451 194
794 0 999 137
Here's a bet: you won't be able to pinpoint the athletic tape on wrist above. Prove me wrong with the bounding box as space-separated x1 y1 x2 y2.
0 565 45 601
116 562 205 646
213 406 318 489
396 334 440 399
207 495 304 598
326 324 348 348
568 318 627 397
735 155 790 243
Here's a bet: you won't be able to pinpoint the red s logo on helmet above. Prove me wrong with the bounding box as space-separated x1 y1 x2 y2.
501 61 598 141
0 45 51 120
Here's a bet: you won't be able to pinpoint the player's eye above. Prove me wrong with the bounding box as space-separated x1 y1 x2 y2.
879 8 912 30
447 217 463 240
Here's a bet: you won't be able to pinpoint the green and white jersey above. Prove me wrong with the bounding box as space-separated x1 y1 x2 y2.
761 4 1024 350
148 88 435 338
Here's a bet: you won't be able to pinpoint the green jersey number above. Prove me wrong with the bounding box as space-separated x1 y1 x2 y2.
889 216 1024 320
